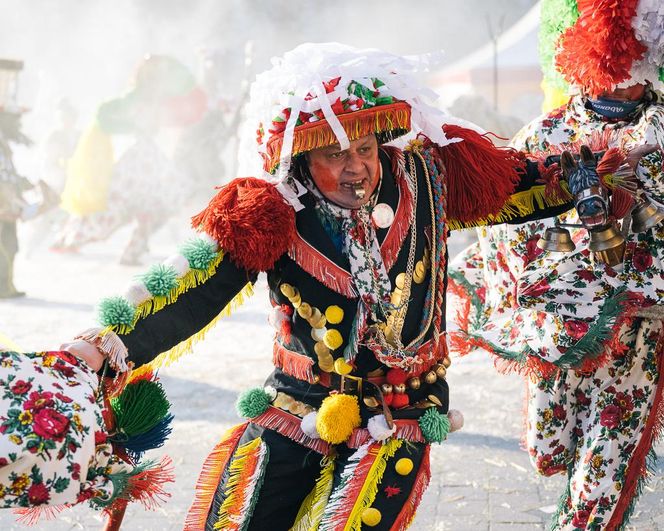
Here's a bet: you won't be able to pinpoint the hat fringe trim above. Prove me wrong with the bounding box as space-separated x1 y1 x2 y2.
265 102 411 173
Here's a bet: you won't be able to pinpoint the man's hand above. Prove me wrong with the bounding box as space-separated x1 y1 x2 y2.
60 339 105 371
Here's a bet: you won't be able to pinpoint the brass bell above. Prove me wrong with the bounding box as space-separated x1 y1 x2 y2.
588 222 626 267
631 198 664 233
407 377 421 390
394 383 406 394
434 364 447 379
381 383 393 395
537 226 576 253
442 357 452 369
424 371 437 385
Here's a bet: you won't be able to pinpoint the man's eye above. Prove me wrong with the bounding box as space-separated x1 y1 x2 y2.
328 152 344 159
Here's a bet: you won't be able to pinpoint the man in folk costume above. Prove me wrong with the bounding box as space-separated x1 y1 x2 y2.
61 43 584 530
448 1 664 529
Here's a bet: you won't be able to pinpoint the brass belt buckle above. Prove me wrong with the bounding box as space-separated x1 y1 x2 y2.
340 374 363 398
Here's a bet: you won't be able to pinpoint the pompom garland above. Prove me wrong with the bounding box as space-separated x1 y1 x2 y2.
539 0 580 92
236 387 273 418
99 297 136 328
555 0 646 97
180 238 218 270
191 177 296 272
316 394 361 444
141 264 179 297
417 407 450 443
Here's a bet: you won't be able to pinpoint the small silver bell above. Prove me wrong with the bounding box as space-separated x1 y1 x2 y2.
537 226 576 253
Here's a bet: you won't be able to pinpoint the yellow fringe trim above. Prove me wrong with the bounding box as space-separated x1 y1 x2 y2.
345 439 403 531
128 282 255 379
214 437 264 530
107 252 226 336
447 183 572 230
291 457 336 531
266 103 411 172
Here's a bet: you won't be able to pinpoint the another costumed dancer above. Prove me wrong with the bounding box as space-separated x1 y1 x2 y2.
448 1 664 529
60 43 586 530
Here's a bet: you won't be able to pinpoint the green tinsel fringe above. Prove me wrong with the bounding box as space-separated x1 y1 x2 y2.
111 379 171 437
236 387 272 418
99 296 136 328
418 407 450 444
539 0 579 90
141 264 179 297
180 238 218 270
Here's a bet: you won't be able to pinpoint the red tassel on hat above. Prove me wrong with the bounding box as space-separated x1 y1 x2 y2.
192 177 296 272
425 125 523 224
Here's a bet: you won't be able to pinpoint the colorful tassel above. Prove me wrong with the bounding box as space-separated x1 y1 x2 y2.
185 423 249 530
213 438 270 530
291 457 336 531
94 456 175 510
426 127 523 224
110 379 170 437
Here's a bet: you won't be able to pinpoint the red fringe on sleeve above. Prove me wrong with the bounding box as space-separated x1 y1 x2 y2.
425 125 524 224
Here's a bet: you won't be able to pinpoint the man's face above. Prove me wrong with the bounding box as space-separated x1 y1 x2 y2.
306 134 380 209
599 84 646 101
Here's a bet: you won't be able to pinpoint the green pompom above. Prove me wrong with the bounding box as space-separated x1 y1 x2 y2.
236 387 272 418
180 238 218 270
141 264 178 297
99 297 136 327
418 408 450 444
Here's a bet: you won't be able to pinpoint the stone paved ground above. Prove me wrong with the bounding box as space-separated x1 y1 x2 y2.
1 222 662 530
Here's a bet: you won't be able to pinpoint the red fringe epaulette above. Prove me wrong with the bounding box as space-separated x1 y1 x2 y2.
192 178 296 272
555 0 646 97
425 125 523 224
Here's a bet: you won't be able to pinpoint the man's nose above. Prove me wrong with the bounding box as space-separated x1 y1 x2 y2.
345 151 364 173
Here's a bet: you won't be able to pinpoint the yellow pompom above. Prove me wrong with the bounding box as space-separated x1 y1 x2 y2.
316 394 361 444
334 358 353 375
323 329 343 350
325 305 344 324
361 507 382 527
395 457 414 476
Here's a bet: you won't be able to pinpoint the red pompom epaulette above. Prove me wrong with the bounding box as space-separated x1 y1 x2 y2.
191 177 296 272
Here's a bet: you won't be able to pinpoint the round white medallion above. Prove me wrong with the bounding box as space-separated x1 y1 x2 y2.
372 203 395 228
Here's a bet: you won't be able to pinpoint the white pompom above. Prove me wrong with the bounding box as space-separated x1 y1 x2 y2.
447 409 464 433
124 282 152 306
367 414 397 441
268 306 290 330
264 385 278 401
164 254 191 276
301 411 320 439
199 232 220 252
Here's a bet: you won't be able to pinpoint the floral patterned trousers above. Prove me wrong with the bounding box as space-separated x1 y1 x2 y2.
526 318 664 530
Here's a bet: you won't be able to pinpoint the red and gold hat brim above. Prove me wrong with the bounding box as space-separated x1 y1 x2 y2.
263 101 411 173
